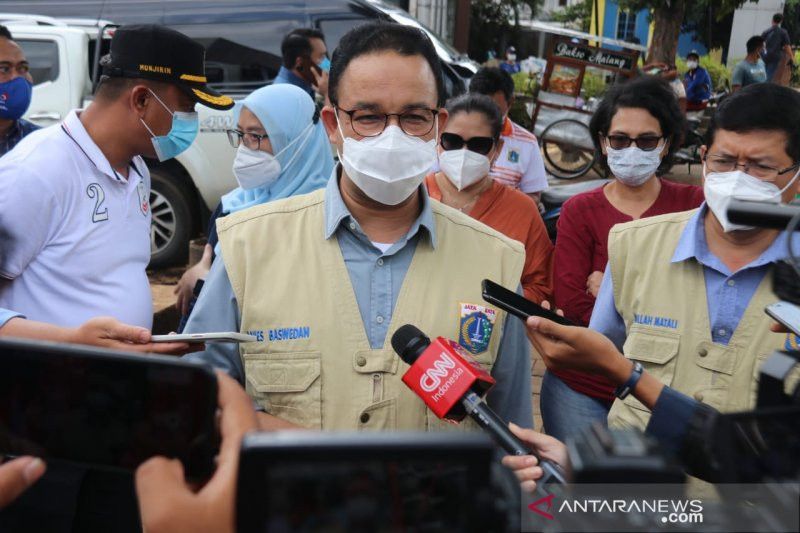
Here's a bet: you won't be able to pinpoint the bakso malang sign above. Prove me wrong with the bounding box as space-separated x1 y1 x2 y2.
552 41 634 71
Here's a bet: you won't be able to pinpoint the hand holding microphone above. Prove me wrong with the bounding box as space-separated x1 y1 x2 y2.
391 324 566 489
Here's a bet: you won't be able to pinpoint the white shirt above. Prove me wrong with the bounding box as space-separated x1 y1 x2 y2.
0 110 153 328
490 118 548 194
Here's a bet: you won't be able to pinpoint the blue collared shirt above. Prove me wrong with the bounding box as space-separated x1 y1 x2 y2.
185 171 533 428
273 66 314 98
0 118 39 157
590 204 797 350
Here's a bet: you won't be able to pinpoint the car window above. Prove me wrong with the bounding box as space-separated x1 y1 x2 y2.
170 19 303 93
317 18 368 51
16 39 60 85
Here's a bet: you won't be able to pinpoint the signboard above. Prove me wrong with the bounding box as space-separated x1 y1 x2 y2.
551 40 636 71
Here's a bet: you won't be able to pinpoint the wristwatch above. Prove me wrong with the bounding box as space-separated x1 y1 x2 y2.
614 361 644 399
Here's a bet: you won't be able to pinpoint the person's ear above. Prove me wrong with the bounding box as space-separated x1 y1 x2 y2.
130 85 151 117
320 105 340 145
660 139 670 158
293 56 303 71
436 108 449 136
599 134 608 156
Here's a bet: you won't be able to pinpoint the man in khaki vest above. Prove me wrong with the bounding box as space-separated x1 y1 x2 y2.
184 22 533 432
586 83 800 432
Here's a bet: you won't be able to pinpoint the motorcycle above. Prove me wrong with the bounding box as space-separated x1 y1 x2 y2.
540 178 610 242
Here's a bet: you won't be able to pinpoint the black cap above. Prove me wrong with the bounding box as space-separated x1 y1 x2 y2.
100 24 234 110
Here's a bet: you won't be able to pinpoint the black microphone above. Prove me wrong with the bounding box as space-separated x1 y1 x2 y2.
727 199 800 230
392 324 566 487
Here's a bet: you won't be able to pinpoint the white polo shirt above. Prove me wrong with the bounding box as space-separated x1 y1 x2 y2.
490 118 548 194
0 110 153 328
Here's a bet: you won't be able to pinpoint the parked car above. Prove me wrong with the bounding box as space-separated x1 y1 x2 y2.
1 0 476 266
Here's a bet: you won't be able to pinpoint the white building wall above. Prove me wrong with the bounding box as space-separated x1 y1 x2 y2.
728 0 785 65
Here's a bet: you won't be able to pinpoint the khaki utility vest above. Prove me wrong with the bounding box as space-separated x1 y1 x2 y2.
605 210 785 430
217 189 525 430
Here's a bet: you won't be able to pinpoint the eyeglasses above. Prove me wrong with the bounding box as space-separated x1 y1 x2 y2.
605 134 664 151
336 107 439 137
440 132 495 155
703 154 800 181
226 129 268 149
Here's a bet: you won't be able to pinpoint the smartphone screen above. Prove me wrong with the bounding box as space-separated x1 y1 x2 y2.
482 279 574 326
0 339 219 480
765 302 800 337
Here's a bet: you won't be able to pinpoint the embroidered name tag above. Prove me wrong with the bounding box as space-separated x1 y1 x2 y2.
633 314 678 329
268 327 311 341
459 303 497 355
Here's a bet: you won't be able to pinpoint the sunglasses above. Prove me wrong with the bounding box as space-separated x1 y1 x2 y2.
440 132 495 156
605 134 664 152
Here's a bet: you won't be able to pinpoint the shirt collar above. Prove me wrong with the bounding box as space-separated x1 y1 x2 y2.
276 66 313 94
501 116 513 137
323 165 437 249
672 203 797 272
62 110 142 183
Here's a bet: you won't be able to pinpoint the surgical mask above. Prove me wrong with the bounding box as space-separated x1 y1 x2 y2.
336 118 438 206
703 167 800 232
232 122 314 190
140 89 199 162
318 57 331 73
686 60 698 70
507 53 517 62
0 77 32 120
439 148 491 191
606 145 662 187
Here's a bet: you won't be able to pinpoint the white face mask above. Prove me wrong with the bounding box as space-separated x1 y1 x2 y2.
686 60 698 70
439 148 491 191
703 167 800 232
232 123 314 190
336 119 438 206
233 145 281 190
507 53 517 62
606 144 663 187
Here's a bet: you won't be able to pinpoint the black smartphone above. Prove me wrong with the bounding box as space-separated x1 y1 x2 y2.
765 301 800 337
481 279 574 326
0 338 219 480
236 431 494 533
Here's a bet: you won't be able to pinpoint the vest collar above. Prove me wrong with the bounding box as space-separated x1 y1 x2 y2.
323 165 438 249
672 203 797 274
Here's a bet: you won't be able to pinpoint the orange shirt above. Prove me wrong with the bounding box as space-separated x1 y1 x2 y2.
425 173 553 304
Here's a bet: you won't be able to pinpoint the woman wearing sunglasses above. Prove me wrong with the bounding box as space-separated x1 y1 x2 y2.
174 84 334 324
543 75 704 441
425 93 553 304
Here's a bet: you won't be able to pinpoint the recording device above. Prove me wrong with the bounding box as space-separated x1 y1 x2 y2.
765 301 800 337
0 338 219 479
151 332 257 344
726 198 800 230
481 279 574 326
566 424 685 484
391 324 566 487
236 432 517 533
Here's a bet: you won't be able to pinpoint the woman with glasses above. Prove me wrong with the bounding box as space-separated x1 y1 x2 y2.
174 84 334 323
544 76 704 441
425 93 553 304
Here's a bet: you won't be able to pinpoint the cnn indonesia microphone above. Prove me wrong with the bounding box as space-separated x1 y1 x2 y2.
391 324 566 487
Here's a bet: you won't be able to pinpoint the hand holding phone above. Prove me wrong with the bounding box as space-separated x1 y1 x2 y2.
765 302 800 337
481 279 573 326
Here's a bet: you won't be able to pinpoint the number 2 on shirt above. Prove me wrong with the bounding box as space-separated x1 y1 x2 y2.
86 183 109 223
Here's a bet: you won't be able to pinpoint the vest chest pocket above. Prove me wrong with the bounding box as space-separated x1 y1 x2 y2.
243 351 322 429
621 328 680 414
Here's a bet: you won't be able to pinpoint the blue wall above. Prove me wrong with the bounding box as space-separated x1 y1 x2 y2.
601 1 708 59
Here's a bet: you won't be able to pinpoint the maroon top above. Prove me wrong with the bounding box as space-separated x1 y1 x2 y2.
552 178 704 400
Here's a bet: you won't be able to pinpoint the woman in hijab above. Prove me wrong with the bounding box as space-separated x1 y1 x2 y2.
175 84 334 320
